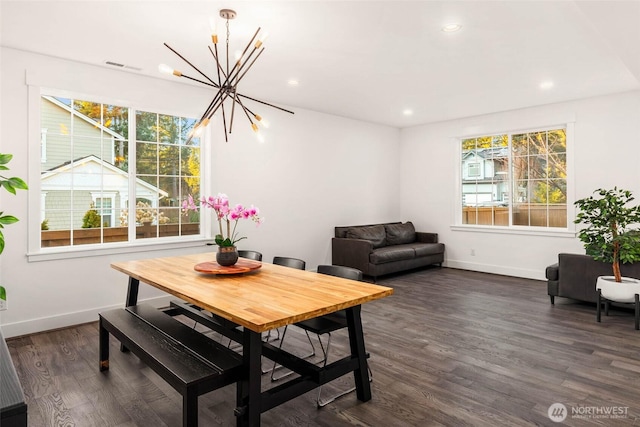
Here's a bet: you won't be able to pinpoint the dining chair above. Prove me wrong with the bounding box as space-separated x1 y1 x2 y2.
238 250 263 261
242 255 307 372
267 256 306 341
272 256 306 270
270 264 372 407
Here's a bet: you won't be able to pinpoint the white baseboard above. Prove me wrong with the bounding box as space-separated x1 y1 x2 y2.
0 295 173 339
444 260 545 281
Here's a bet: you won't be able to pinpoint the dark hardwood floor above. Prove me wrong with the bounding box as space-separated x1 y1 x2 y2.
6 267 640 426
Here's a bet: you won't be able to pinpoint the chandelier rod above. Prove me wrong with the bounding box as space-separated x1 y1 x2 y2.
237 93 295 115
211 43 229 142
163 43 218 87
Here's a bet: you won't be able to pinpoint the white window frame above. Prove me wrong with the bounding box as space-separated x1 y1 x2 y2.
40 128 48 163
452 122 575 237
27 86 212 262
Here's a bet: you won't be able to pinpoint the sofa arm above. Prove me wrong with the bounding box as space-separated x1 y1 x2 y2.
332 238 373 273
416 232 438 244
546 263 559 281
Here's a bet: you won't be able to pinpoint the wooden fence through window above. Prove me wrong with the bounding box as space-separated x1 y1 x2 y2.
462 205 567 228
41 223 200 247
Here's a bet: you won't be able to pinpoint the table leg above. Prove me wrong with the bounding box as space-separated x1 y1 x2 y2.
125 277 140 307
121 277 140 352
236 329 262 427
345 304 372 402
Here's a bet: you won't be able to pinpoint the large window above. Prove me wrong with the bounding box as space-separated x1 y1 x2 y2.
39 94 202 248
461 127 567 228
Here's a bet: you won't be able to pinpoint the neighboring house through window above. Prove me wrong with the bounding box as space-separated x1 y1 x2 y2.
39 93 201 249
460 127 567 228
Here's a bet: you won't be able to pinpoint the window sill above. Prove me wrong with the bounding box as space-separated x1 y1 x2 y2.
450 224 576 238
27 237 212 262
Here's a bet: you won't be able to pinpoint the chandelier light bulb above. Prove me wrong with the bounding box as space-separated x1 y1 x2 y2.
255 114 270 128
209 17 218 44
255 31 269 49
158 63 173 74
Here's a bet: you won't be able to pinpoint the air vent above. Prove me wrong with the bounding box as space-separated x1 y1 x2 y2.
104 60 125 68
104 61 142 72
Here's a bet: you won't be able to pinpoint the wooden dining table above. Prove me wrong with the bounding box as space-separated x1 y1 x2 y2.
111 252 393 426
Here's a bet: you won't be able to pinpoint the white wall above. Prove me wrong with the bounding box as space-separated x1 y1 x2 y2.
0 47 400 337
400 90 640 280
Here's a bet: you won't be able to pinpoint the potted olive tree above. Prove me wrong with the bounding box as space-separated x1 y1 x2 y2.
574 187 640 302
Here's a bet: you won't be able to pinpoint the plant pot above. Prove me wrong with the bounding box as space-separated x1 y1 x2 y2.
216 245 239 266
596 276 640 303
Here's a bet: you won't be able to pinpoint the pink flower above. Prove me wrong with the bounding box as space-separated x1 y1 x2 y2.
182 193 262 246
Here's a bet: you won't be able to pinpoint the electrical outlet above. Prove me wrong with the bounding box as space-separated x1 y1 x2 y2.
0 286 6 311
470 249 476 256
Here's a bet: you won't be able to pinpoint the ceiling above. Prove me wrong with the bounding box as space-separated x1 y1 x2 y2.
2 1 639 128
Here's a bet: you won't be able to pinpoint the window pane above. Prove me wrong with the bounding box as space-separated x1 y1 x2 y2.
159 145 180 176
135 111 200 241
512 134 527 156
136 111 157 141
527 132 546 155
41 95 129 248
548 153 566 179
529 155 547 179
512 156 528 180
137 142 158 174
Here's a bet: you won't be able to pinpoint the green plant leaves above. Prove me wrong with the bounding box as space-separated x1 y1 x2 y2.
0 153 13 165
574 187 640 270
0 214 19 225
0 152 28 255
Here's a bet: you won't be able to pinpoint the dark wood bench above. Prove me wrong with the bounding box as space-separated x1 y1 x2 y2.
99 304 243 427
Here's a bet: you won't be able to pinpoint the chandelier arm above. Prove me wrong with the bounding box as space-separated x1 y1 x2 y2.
199 86 231 124
236 93 295 115
209 45 228 82
221 104 229 142
221 27 261 91
234 96 256 126
229 92 239 134
204 91 233 122
182 73 219 88
163 42 217 86
231 48 265 88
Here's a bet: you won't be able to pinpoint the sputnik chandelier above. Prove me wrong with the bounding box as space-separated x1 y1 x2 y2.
159 8 294 142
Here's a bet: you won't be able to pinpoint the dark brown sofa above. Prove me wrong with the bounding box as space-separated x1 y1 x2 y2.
546 253 640 304
332 222 445 280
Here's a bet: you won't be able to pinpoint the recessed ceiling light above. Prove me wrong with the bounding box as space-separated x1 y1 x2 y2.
288 79 299 86
539 81 554 89
442 23 462 33
403 109 414 116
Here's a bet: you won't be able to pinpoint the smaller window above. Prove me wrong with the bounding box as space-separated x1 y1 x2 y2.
468 162 481 177
91 192 116 228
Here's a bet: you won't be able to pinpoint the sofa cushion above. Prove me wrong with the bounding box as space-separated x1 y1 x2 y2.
411 243 445 257
385 222 416 245
370 246 415 264
346 225 386 249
